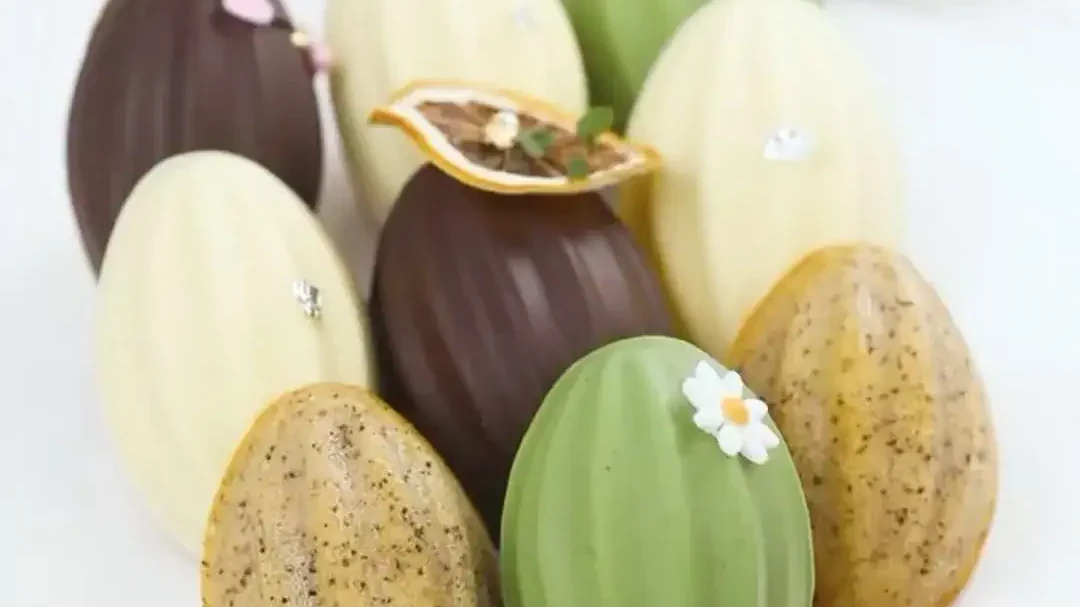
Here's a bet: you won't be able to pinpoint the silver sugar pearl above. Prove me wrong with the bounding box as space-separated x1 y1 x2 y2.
763 127 812 162
512 2 536 27
292 280 322 319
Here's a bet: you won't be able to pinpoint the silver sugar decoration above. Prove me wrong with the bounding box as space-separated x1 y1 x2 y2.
512 1 536 27
763 127 812 162
292 280 322 319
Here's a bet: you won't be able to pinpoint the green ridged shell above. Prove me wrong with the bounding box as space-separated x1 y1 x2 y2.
559 0 709 133
501 335 814 607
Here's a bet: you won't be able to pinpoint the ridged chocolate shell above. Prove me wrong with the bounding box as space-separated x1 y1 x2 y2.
370 164 674 540
730 244 998 607
67 0 323 274
202 383 499 607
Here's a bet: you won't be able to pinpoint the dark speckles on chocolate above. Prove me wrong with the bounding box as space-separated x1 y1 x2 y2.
729 244 999 607
67 0 322 275
201 383 499 607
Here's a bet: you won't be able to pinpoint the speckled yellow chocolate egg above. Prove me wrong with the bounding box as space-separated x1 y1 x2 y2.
201 383 499 607
729 244 998 607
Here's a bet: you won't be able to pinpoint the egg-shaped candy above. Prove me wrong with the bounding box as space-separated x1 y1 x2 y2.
201 383 499 607
95 151 371 555
619 0 906 361
67 0 324 274
367 81 673 539
326 0 588 227
730 244 998 607
502 335 814 607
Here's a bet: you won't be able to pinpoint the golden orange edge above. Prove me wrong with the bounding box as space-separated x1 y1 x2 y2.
727 242 999 607
727 243 871 366
199 382 467 605
366 79 662 196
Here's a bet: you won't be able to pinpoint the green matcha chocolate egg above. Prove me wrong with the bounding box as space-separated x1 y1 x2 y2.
501 335 813 607
201 383 499 607
729 244 999 607
559 0 709 133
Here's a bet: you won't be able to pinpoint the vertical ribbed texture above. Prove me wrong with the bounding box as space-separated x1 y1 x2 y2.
325 0 588 226
67 0 322 275
94 152 369 555
730 244 999 607
501 335 814 607
558 0 709 133
202 383 499 607
369 164 674 540
618 0 906 364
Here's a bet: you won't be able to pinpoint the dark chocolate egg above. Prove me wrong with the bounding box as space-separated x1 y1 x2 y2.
370 164 675 539
67 0 323 274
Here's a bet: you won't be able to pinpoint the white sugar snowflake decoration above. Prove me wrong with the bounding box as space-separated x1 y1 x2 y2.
681 361 780 464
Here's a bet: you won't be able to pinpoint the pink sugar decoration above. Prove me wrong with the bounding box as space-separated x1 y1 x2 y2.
222 0 275 26
309 42 333 74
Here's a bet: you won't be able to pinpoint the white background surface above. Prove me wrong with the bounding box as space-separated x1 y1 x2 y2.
2 0 1079 605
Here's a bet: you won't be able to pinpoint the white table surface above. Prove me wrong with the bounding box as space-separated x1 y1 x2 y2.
3 1 1079 605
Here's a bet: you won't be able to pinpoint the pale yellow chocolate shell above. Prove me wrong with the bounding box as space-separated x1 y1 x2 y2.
326 0 587 225
201 383 499 607
730 244 998 607
94 151 372 555
619 0 906 362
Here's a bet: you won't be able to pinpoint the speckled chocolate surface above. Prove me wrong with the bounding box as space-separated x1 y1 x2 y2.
201 383 499 607
67 0 322 274
370 164 674 541
730 244 998 607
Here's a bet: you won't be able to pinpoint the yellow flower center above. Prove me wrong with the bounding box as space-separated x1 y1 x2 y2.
721 397 749 426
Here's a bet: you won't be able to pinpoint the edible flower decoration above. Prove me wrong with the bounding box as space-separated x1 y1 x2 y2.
367 80 660 195
483 110 521 151
222 0 332 74
681 361 780 464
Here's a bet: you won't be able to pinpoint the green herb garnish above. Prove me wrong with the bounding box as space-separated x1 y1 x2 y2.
566 155 590 180
576 107 615 143
511 106 613 179
517 128 555 159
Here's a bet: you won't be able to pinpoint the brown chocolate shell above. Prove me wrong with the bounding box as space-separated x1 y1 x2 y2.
370 164 675 540
67 0 323 274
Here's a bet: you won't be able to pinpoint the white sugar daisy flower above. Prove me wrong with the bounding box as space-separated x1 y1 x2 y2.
483 110 521 150
681 361 780 464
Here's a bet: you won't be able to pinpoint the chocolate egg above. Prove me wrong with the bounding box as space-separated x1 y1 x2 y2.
370 163 674 539
67 0 323 275
202 383 499 607
619 0 906 362
326 0 587 227
95 151 371 555
730 244 998 607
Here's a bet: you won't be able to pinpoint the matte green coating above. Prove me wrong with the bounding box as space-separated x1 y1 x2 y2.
560 0 709 133
501 335 814 607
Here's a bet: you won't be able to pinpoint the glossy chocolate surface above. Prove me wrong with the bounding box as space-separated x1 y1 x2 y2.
67 0 323 274
370 164 674 540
